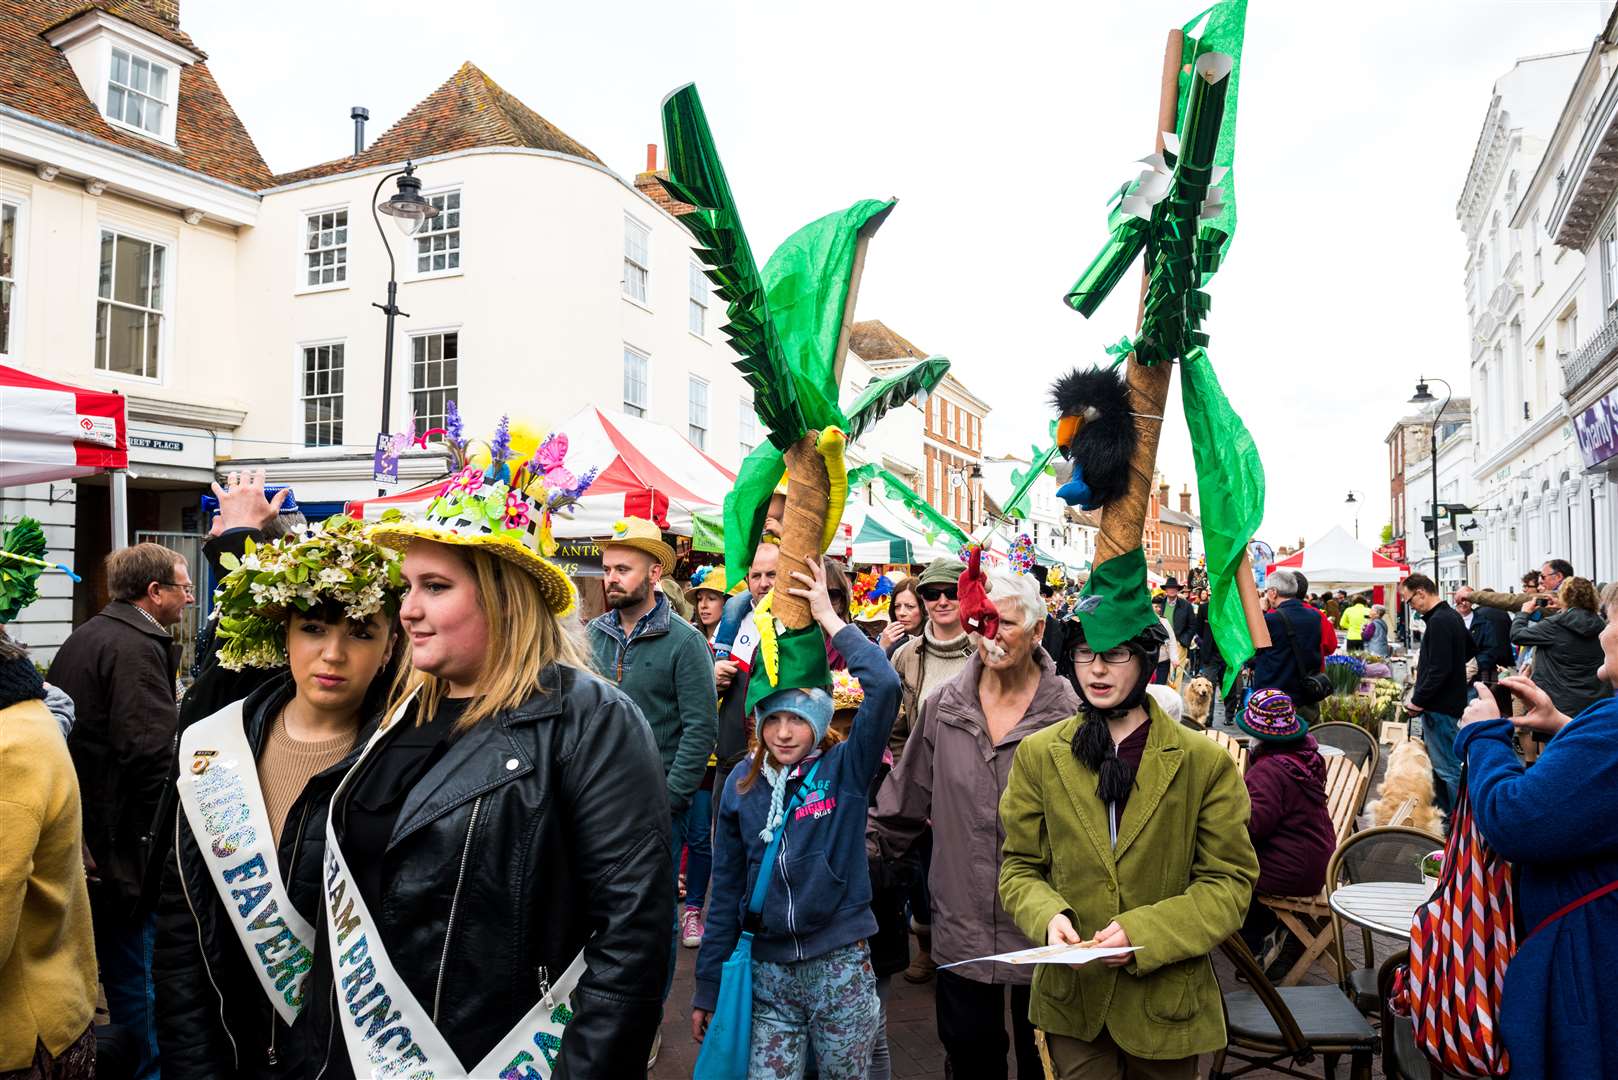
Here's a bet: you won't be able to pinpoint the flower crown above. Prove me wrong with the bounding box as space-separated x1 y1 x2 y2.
211 516 403 671
426 412 598 555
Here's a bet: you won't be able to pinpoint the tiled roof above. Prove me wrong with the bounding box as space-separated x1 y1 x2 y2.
271 62 602 186
850 319 928 362
4 0 271 189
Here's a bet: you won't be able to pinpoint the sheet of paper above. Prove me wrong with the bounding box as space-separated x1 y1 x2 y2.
939 944 1138 968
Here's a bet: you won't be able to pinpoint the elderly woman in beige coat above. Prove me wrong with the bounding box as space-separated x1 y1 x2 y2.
871 568 1079 1080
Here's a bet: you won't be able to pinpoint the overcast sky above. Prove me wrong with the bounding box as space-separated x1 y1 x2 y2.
188 0 1607 549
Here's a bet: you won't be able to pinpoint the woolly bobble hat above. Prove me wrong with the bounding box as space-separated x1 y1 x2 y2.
753 686 834 842
1237 688 1308 743
755 686 834 744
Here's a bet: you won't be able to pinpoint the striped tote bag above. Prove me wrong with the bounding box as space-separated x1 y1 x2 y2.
1395 765 1515 1077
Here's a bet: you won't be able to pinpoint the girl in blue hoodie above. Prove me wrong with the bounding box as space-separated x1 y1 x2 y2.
691 557 900 1079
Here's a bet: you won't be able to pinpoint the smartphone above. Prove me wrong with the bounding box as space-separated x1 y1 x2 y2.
1490 683 1512 716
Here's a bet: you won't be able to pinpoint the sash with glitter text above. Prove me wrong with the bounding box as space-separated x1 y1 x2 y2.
175 702 320 1024
322 694 585 1078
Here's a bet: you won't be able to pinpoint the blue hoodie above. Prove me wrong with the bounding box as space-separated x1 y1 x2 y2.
693 624 899 1012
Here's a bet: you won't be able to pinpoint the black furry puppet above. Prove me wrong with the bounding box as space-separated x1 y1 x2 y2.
1049 365 1136 510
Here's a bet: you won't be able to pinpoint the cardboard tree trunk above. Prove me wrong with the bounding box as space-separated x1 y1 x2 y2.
773 431 829 630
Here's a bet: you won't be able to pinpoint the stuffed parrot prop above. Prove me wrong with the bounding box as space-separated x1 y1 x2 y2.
659 84 951 711
1055 0 1265 693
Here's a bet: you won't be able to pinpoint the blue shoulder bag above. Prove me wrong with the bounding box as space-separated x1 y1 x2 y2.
694 758 822 1080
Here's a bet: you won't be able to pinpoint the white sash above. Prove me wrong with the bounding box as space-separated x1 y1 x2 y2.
175 702 320 1024
322 694 585 1079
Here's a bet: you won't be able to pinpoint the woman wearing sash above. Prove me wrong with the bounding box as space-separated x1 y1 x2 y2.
308 436 673 1078
154 517 403 1079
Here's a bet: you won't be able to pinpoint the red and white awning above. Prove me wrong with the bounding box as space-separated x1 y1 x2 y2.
0 363 128 486
347 407 736 536
1268 525 1409 588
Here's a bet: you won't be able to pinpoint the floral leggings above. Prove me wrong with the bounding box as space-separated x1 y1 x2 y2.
750 940 881 1080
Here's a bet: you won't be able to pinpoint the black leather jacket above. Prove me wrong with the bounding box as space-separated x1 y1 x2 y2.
153 673 375 1079
306 662 673 1078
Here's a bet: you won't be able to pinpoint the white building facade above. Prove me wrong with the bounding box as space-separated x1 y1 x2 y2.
1465 47 1600 587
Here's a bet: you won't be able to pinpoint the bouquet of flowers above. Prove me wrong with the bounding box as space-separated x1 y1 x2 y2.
1324 653 1366 697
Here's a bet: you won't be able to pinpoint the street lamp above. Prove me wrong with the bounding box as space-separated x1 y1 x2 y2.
1409 376 1452 587
371 161 439 494
1344 489 1365 540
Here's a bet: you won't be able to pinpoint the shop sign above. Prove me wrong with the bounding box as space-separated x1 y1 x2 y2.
1574 390 1618 470
550 538 604 578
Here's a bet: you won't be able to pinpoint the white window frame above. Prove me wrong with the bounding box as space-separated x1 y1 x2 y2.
408 328 461 434
298 205 350 293
299 340 346 448
688 375 710 450
94 224 170 383
623 345 650 417
105 45 175 142
688 261 709 338
738 397 758 459
0 196 24 362
623 214 651 308
1603 221 1618 311
411 187 463 279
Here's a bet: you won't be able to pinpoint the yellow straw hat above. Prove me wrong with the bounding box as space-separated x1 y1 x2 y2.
600 517 676 575
372 417 595 612
690 566 728 596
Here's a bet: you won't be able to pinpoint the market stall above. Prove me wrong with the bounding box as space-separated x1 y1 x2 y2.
0 362 129 545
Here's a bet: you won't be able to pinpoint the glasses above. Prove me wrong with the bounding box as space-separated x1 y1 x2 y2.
1073 646 1134 665
919 586 958 603
160 581 196 597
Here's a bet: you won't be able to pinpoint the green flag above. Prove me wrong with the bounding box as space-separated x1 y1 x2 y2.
1178 0 1246 260
1182 347 1264 694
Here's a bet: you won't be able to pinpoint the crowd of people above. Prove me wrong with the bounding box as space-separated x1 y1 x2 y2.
4 471 1616 1079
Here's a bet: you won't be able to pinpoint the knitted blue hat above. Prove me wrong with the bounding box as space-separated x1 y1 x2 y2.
753 686 834 841
754 686 834 745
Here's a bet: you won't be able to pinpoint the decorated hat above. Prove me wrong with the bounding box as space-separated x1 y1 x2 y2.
851 571 894 621
602 517 676 575
690 565 728 596
831 668 864 712
1237 688 1308 743
372 414 596 618
212 515 403 671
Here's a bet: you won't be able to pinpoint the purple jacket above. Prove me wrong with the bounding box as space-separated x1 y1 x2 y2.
1244 736 1335 897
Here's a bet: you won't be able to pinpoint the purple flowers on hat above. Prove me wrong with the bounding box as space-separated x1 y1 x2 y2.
1239 688 1306 742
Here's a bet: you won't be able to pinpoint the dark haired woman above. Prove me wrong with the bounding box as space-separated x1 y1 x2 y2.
154 517 403 1078
999 621 1257 1079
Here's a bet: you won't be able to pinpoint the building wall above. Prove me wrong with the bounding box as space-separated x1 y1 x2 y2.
234 148 758 500
920 377 987 529
0 156 251 656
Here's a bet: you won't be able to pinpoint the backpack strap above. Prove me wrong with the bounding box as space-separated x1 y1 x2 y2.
746 758 823 917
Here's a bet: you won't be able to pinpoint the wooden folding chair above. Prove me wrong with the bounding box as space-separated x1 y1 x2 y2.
1205 727 1249 776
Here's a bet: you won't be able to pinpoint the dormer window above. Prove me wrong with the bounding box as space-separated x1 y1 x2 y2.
107 48 169 136
44 9 199 146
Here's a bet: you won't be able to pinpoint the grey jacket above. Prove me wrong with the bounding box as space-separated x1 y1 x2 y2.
1511 607 1612 719
871 645 1079 983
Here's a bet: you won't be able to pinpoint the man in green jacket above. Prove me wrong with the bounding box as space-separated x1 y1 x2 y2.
999 621 1257 1078
588 517 717 1041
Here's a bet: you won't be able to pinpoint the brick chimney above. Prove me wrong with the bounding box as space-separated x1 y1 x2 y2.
144 0 180 26
634 143 696 217
1179 485 1191 514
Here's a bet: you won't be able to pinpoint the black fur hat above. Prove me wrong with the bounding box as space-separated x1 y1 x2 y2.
1049 366 1137 510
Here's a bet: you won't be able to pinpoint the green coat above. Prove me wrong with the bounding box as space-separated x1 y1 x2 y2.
998 700 1258 1059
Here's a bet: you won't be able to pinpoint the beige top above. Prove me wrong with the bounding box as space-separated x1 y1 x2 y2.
257 709 355 844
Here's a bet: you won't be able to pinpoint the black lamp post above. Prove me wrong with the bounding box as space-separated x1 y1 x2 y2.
1409 376 1452 587
1344 489 1364 540
372 161 439 494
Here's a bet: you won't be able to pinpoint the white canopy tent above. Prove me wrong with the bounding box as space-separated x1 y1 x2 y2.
1267 525 1408 590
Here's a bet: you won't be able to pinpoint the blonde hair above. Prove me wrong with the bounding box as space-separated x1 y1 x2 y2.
1561 576 1600 614
386 546 592 732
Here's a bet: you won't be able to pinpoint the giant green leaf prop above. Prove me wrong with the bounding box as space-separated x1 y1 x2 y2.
661 83 950 702
1061 0 1263 693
